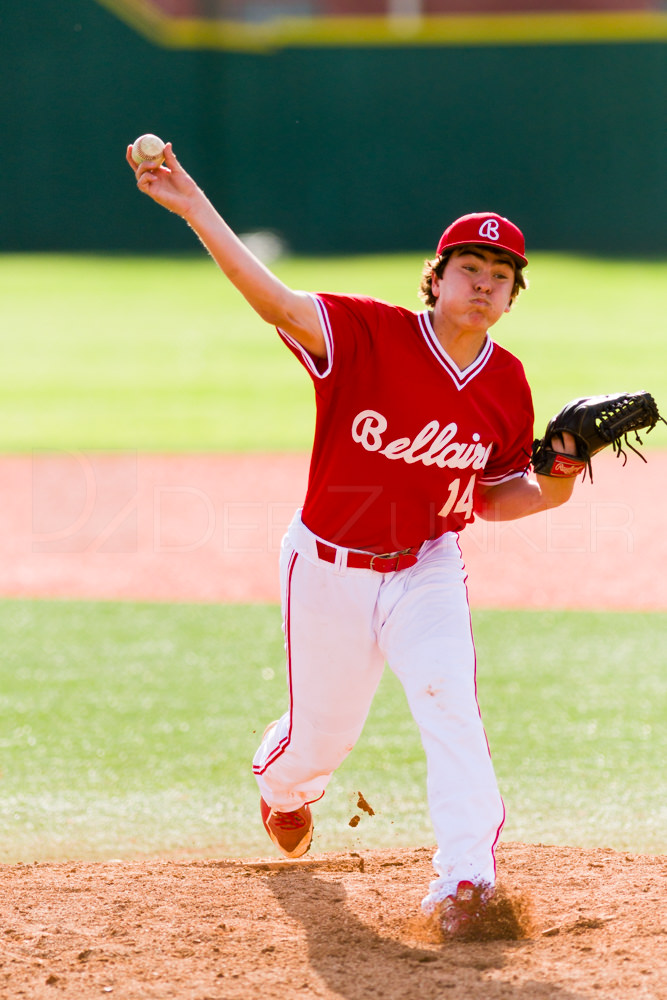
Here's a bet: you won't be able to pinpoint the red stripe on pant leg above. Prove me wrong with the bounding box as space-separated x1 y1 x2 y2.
252 550 298 776
490 800 506 880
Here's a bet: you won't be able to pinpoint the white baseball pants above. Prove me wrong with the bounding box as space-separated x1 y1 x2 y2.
252 511 504 907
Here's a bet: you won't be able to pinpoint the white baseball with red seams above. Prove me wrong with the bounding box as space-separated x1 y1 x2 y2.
253 292 533 908
131 133 165 166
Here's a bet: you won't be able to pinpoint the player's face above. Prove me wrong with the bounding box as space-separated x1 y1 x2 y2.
431 247 515 333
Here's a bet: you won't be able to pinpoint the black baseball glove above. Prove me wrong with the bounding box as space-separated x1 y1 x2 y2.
532 391 666 480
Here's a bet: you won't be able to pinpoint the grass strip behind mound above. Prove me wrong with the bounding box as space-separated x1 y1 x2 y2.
1 599 664 862
0 253 666 451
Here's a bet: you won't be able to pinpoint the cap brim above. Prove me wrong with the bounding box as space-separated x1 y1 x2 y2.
441 238 528 269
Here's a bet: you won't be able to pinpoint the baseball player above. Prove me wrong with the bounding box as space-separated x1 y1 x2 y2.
127 143 581 931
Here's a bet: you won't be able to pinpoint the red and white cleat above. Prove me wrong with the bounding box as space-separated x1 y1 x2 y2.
439 880 493 937
260 798 314 859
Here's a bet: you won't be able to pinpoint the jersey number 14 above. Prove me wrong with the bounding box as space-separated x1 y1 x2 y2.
437 473 476 521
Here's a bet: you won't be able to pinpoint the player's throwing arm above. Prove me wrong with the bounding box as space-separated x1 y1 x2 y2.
125 136 324 357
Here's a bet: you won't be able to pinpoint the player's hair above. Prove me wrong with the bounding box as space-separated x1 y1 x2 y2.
418 245 527 309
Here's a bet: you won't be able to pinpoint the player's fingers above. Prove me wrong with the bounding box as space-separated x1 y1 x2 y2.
126 145 139 171
135 159 166 181
560 431 577 455
136 167 160 186
162 142 181 171
551 431 577 456
136 171 161 197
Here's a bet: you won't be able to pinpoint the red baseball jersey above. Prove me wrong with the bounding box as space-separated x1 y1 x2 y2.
279 293 534 552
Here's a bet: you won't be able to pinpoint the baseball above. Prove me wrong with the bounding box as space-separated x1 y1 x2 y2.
131 133 165 167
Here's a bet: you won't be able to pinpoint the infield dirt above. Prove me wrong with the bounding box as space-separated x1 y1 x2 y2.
1 843 666 999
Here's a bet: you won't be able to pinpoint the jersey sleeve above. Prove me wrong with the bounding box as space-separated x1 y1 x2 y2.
277 293 377 387
478 361 534 486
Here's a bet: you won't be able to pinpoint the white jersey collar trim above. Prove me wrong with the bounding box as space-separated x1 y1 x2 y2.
418 311 494 391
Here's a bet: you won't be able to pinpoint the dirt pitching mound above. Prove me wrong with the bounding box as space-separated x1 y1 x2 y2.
2 842 665 1000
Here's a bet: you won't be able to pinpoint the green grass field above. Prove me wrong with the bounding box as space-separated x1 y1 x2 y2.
0 251 665 863
1 599 664 863
0 253 665 451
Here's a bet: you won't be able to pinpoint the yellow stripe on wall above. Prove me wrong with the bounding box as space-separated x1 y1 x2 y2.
94 0 667 52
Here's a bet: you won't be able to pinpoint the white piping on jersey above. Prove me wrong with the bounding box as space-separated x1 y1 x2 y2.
418 311 494 391
280 297 529 485
479 468 528 486
277 293 333 379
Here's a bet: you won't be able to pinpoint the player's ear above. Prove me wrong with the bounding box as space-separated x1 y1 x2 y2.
431 270 442 299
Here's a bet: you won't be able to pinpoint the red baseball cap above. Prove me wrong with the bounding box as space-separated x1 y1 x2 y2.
436 212 528 268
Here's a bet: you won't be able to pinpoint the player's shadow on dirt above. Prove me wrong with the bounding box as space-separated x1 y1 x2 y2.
267 867 587 1000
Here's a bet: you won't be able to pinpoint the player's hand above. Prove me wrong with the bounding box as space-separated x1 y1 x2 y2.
125 142 203 219
550 431 576 455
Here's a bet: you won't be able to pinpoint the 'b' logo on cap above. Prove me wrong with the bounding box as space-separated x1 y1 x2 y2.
479 219 500 241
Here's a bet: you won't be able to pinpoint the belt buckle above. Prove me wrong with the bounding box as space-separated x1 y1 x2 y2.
369 548 416 573
370 553 397 573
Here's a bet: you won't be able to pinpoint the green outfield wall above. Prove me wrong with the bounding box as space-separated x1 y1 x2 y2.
2 0 665 254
